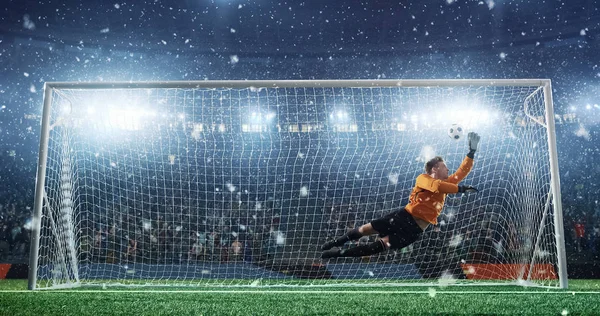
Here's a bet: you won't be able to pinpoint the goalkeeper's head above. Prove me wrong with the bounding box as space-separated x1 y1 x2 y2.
425 156 449 180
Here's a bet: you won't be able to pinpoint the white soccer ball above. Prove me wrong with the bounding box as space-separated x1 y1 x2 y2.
448 124 464 140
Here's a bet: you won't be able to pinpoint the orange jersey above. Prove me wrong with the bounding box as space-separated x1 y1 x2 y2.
405 156 474 224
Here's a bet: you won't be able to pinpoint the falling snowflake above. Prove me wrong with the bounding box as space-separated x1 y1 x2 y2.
230 55 239 64
226 182 237 192
575 124 590 140
275 231 285 245
387 172 399 185
448 234 463 247
428 287 436 297
23 14 35 30
299 186 309 197
437 270 457 287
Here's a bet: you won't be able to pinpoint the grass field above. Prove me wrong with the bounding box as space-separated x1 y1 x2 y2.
1 279 600 315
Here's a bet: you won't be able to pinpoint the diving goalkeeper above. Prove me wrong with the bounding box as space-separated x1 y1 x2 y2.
321 132 481 259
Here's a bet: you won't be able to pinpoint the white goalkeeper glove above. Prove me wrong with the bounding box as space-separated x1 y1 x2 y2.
468 132 480 158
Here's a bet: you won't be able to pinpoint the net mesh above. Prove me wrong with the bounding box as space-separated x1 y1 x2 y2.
33 82 563 289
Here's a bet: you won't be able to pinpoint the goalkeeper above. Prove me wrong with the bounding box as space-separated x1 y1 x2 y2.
321 132 481 259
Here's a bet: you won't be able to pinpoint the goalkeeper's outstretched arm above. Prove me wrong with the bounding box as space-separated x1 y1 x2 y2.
320 132 481 260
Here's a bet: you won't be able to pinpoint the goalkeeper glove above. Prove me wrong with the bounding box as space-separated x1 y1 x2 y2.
467 132 480 158
458 185 478 193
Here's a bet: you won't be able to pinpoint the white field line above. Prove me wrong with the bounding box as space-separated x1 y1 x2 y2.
1 290 600 294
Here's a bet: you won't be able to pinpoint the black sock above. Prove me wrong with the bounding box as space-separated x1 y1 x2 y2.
336 228 363 245
339 240 387 257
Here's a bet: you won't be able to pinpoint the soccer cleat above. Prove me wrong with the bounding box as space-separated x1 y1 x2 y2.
321 240 341 251
321 248 341 259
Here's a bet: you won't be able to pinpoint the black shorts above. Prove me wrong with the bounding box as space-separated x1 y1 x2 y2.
371 208 423 250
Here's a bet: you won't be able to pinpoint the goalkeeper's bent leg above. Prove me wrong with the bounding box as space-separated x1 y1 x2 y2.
321 240 388 259
321 228 364 251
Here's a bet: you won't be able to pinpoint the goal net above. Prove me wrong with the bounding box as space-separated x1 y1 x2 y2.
29 80 567 290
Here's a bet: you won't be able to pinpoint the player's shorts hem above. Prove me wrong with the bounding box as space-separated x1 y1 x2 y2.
371 208 423 250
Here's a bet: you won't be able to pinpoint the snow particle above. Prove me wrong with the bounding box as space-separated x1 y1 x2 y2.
575 124 590 140
428 287 436 297
23 14 35 30
299 186 309 197
388 172 399 185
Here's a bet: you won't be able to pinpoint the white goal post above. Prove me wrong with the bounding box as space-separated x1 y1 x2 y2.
29 79 567 290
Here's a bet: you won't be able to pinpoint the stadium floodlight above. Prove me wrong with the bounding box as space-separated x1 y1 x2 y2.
29 79 567 290
330 109 351 122
265 112 276 121
107 108 147 131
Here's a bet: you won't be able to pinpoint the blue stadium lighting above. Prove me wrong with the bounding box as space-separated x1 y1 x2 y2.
265 112 276 121
106 108 148 131
330 110 350 122
248 110 276 123
59 100 72 116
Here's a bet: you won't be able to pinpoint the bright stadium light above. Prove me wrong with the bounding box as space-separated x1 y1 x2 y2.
107 108 147 131
59 100 72 116
265 112 276 121
434 106 497 128
330 109 350 122
243 108 275 132
248 109 276 123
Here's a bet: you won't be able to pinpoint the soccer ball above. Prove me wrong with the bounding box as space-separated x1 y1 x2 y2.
448 124 464 140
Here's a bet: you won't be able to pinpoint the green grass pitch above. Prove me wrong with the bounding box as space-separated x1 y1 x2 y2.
1 280 600 315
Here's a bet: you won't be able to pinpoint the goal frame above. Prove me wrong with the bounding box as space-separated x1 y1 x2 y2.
28 79 568 290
